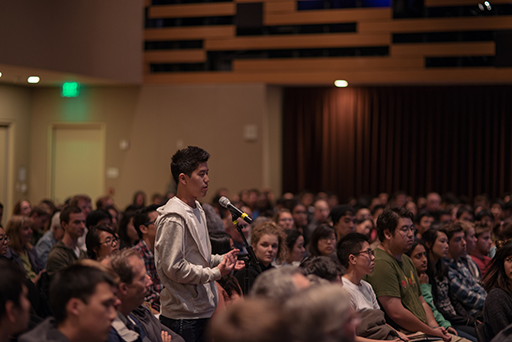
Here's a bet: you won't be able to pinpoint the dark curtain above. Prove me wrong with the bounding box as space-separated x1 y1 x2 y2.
282 85 512 201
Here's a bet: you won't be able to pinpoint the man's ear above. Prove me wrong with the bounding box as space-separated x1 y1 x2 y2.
383 228 392 240
178 173 187 185
139 225 148 235
66 298 82 317
4 301 16 323
118 282 128 296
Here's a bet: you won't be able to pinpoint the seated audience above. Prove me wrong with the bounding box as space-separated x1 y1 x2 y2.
415 211 435 239
28 206 50 246
273 209 294 230
330 205 356 242
280 229 305 266
284 284 355 342
0 259 31 342
441 222 487 316
291 203 309 244
364 207 450 340
210 299 290 342
338 233 408 341
5 216 44 282
234 221 287 294
85 224 119 261
355 218 374 238
107 249 184 342
250 266 310 303
469 223 492 277
456 205 474 223
209 232 243 311
482 241 512 341
475 209 493 228
422 228 478 338
308 224 337 258
460 221 481 281
69 195 92 251
35 212 64 267
306 199 330 239
19 263 118 342
406 241 476 341
13 200 31 217
85 210 112 231
224 216 250 255
133 205 163 313
47 206 87 279
104 205 120 232
301 255 344 283
118 211 138 249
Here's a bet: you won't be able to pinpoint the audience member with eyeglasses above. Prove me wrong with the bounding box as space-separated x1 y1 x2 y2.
338 232 409 342
85 224 119 261
308 224 337 258
364 207 451 341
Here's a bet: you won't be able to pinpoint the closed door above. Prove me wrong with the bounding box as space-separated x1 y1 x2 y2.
0 125 7 226
51 125 105 205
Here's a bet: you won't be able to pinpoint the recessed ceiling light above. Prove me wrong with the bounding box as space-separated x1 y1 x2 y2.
334 80 348 87
27 76 40 84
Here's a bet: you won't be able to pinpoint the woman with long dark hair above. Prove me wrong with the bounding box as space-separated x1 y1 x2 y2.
422 228 478 340
482 241 512 341
308 224 336 258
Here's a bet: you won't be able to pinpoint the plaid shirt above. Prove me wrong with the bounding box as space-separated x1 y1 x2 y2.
444 257 487 316
133 240 162 312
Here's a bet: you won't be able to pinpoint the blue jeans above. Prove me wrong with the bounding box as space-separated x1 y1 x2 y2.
159 315 209 342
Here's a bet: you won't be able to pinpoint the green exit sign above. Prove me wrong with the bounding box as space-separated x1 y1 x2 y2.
61 82 80 97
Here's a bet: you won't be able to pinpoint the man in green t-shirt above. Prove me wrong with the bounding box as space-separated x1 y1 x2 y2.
365 207 451 341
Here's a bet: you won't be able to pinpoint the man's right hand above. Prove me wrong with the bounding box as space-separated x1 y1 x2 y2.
430 327 451 341
218 249 240 276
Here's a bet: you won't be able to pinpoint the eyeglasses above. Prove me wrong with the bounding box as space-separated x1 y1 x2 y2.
99 236 119 246
353 248 374 257
144 220 156 226
0 235 10 244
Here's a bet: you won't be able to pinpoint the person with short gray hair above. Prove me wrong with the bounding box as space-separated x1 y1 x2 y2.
250 266 309 302
284 284 355 342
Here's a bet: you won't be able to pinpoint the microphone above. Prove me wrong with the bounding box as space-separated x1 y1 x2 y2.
218 196 253 224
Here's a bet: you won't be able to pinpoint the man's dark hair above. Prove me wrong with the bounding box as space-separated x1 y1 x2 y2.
85 209 112 229
336 233 369 268
132 204 159 239
439 222 464 241
50 264 115 324
0 259 26 319
377 207 414 242
475 209 492 222
85 224 117 260
170 146 210 184
415 210 434 224
300 256 345 282
29 205 50 218
371 204 385 216
60 205 82 225
210 232 232 255
456 205 473 219
329 205 354 225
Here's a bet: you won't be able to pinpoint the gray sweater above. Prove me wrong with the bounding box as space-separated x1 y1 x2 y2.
155 197 224 319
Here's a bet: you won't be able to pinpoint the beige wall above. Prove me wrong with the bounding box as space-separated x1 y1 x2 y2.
0 0 142 83
0 84 33 223
28 84 282 210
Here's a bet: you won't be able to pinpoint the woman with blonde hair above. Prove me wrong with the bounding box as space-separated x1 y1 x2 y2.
234 221 287 294
4 216 44 282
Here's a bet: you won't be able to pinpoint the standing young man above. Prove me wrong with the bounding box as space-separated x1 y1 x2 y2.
155 146 243 342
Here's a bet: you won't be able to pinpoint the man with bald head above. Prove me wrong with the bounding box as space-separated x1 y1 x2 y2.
306 199 330 239
426 192 442 214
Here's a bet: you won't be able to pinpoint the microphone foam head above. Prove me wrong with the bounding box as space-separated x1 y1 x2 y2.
219 196 230 208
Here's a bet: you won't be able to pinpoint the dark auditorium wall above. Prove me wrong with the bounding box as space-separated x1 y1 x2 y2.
0 1 142 84
283 85 512 202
